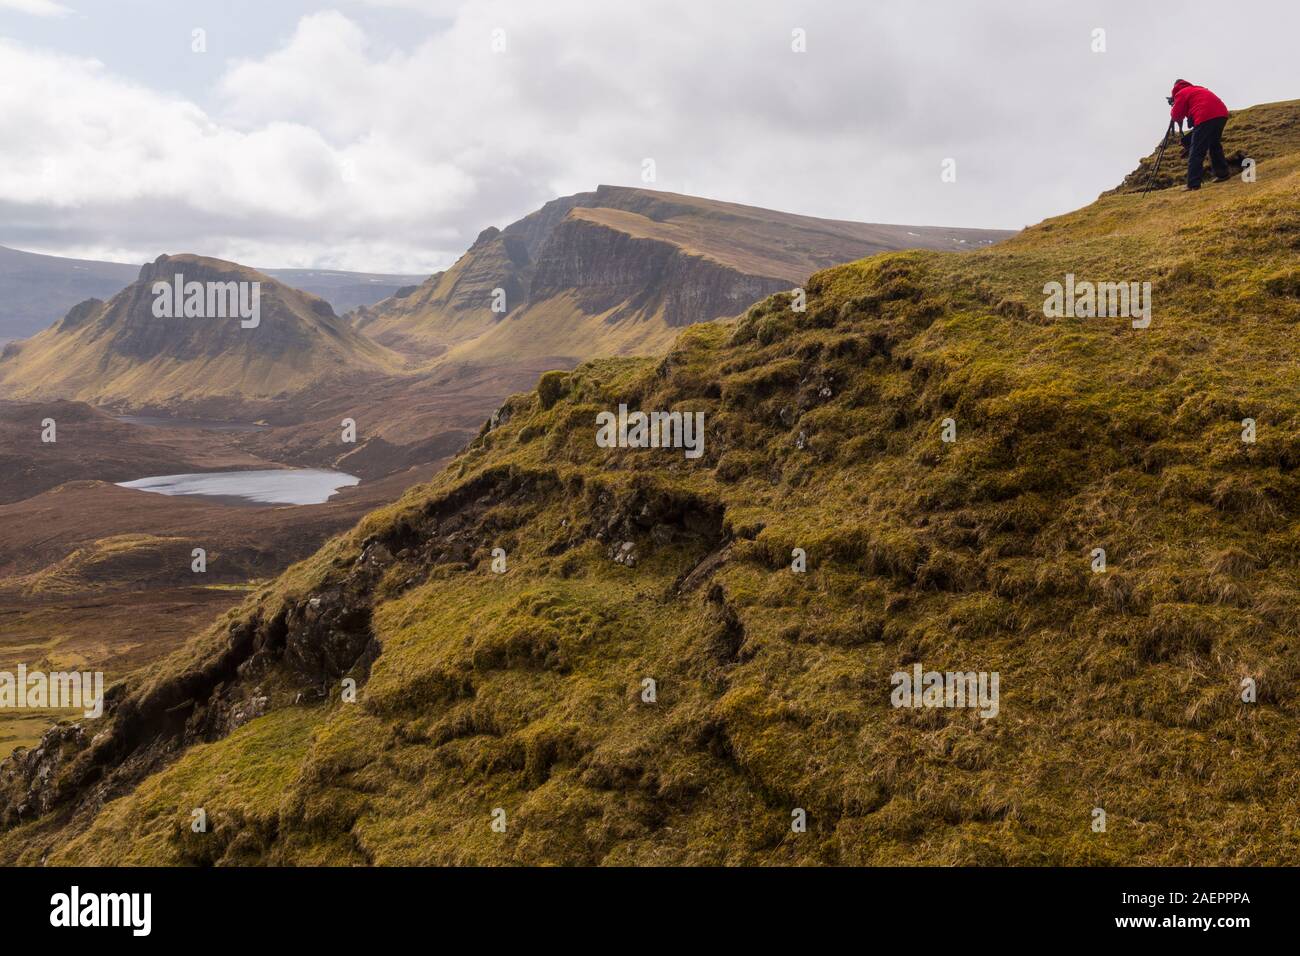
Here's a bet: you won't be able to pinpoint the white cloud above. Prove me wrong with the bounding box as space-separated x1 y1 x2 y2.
1 0 1299 272
345 0 461 13
0 33 473 271
0 0 70 16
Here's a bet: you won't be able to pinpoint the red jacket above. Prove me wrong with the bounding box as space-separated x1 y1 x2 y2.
1170 79 1228 126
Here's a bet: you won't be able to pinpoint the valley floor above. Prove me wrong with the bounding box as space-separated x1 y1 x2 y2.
0 400 467 758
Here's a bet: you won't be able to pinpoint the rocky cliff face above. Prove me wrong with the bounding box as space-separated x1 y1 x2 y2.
354 226 534 353
500 193 586 260
101 256 340 363
530 215 790 327
434 227 532 316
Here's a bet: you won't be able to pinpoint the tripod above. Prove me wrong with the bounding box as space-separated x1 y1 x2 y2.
1142 120 1178 196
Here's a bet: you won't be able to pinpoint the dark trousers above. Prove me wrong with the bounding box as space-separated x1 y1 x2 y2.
1187 116 1229 187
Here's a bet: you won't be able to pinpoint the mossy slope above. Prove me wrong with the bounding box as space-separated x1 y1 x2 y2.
5 99 1300 866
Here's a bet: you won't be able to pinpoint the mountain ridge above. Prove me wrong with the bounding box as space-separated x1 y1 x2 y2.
352 185 1015 363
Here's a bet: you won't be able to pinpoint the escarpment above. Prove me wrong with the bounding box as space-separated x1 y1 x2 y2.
349 184 1011 362
528 215 791 328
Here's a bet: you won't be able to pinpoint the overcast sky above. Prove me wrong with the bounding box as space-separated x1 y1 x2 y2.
1 0 1297 273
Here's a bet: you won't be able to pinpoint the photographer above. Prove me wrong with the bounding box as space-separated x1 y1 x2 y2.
1168 79 1231 190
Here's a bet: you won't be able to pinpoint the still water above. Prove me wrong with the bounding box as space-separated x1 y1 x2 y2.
117 469 360 505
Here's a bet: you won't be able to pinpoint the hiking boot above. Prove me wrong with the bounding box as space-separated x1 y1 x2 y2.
1213 175 1231 182
1181 184 1200 191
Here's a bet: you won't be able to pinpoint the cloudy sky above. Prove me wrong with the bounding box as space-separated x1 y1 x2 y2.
1 0 1297 273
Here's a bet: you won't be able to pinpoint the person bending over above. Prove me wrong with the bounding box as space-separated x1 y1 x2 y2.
1168 79 1230 191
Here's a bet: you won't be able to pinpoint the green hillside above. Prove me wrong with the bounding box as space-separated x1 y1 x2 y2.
4 99 1300 866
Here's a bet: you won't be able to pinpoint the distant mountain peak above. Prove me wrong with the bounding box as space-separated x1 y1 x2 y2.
0 253 401 413
0 245 426 342
355 185 1015 363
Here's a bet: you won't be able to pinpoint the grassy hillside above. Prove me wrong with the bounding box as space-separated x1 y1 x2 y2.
4 99 1300 866
0 255 404 413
